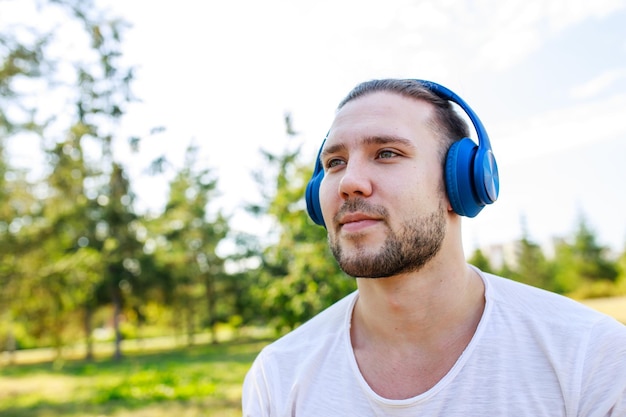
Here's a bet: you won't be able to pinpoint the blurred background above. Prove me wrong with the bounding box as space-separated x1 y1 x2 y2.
1 0 625 416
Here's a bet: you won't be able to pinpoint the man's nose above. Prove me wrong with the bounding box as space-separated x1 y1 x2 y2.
338 159 373 199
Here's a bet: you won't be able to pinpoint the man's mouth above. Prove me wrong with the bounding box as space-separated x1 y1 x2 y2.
338 213 381 233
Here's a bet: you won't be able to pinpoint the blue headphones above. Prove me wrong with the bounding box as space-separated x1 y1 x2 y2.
305 79 499 227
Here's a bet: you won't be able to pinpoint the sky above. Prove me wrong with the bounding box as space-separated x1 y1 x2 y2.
5 0 626 255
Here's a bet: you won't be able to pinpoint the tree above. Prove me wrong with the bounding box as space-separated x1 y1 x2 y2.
17 136 103 360
1 0 143 360
615 244 626 295
467 248 494 274
553 216 619 297
250 114 355 333
0 163 38 359
0 0 50 355
98 163 145 360
509 220 554 291
150 144 228 345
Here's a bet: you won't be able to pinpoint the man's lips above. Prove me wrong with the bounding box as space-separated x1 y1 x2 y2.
337 213 381 232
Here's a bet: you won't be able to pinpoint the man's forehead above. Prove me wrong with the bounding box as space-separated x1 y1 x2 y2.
326 92 435 144
333 91 434 125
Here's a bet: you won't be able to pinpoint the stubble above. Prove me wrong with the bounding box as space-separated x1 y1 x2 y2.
329 198 446 278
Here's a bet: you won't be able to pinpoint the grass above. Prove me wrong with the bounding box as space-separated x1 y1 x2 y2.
0 336 273 417
581 295 626 324
1 297 624 417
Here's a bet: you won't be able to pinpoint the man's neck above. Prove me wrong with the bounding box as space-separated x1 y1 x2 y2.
349 261 485 399
355 260 482 332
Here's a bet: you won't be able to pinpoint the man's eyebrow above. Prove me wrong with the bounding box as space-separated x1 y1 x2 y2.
363 135 416 148
320 143 346 159
320 135 415 159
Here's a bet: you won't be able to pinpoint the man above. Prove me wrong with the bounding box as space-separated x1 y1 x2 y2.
242 79 626 416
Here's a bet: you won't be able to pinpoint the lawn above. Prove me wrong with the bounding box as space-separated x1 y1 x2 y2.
0 336 272 417
1 297 624 417
580 295 626 324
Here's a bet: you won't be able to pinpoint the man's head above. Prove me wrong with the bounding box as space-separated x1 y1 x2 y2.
304 79 498 278
317 85 457 278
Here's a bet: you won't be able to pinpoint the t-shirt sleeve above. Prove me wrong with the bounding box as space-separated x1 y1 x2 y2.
242 351 274 417
577 316 626 417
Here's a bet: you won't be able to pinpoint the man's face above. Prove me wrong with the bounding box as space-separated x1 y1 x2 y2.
319 91 449 278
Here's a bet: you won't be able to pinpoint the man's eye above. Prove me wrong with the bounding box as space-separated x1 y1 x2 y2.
378 150 398 159
326 158 345 169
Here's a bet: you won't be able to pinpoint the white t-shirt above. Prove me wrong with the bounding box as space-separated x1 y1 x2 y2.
242 269 626 416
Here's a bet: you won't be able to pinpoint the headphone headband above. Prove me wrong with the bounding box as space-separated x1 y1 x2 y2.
414 80 493 150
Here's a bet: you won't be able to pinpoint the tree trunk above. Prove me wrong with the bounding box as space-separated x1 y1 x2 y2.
83 303 94 361
204 274 218 344
112 286 123 361
5 331 16 365
185 295 195 347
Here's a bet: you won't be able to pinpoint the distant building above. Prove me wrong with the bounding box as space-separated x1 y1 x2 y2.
475 236 565 270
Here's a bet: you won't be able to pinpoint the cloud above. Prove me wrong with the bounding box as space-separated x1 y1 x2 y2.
546 0 626 31
495 92 626 163
465 0 626 72
569 69 626 99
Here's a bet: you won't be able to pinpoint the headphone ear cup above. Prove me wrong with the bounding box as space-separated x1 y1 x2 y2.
305 167 325 227
445 138 482 217
306 139 327 227
473 146 500 207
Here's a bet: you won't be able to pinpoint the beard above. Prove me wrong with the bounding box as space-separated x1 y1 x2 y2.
329 198 446 278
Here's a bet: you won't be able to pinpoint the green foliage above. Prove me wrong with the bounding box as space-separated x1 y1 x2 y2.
93 367 217 404
1 0 625 362
553 217 619 297
509 229 555 291
1 0 163 359
616 249 626 295
249 120 355 333
469 215 622 299
147 144 229 344
0 338 266 417
467 248 494 273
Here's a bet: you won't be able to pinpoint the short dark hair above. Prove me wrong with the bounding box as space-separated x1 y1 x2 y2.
337 79 470 164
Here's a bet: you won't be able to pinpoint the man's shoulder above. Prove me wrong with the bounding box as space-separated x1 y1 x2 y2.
482 271 624 332
260 291 357 358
